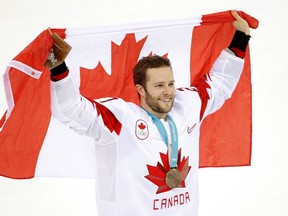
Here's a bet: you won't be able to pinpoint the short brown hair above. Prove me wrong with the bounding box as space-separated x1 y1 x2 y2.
133 55 171 88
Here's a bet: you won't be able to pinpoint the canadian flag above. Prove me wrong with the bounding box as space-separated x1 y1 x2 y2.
0 10 258 179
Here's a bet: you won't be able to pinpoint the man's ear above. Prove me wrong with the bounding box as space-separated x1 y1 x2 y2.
136 84 145 97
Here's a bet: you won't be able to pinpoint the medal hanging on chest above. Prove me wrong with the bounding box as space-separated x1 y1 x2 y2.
145 110 182 189
165 168 182 189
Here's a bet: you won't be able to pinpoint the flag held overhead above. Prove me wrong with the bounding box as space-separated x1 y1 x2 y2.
0 10 258 179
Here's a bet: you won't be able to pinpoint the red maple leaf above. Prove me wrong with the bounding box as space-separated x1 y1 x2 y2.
79 33 148 104
145 148 192 194
138 122 146 130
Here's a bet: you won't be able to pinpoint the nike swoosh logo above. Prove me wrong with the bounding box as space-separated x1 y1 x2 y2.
187 123 196 134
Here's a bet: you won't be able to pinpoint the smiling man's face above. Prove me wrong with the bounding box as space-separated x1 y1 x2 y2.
138 66 176 119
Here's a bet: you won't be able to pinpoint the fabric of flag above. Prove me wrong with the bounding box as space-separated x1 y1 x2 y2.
0 10 259 179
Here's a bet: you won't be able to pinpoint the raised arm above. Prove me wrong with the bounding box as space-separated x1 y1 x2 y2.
200 10 252 120
227 10 251 59
49 62 123 144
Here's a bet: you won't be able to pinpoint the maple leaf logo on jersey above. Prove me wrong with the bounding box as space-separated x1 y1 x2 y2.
145 148 191 194
135 119 149 140
138 122 146 130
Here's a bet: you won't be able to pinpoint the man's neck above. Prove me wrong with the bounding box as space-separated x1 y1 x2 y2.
141 106 167 120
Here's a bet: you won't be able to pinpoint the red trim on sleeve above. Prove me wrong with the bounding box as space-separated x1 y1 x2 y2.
51 70 69 81
230 47 246 59
86 97 122 135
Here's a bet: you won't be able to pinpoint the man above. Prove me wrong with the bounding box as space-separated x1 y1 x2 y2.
49 10 251 216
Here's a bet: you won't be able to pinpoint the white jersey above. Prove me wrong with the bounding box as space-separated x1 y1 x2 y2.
50 50 244 216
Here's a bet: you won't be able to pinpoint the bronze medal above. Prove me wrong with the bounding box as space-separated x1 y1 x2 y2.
165 168 182 189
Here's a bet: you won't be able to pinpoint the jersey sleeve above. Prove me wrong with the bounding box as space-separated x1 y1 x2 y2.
200 49 245 120
50 74 123 145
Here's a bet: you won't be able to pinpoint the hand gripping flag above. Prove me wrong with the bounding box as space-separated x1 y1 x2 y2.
0 10 259 179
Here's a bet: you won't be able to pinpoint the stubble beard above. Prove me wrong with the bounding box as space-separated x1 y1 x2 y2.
145 92 175 115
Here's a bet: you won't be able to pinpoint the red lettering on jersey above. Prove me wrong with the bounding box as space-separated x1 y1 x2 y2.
173 195 179 206
161 198 167 209
168 197 173 208
153 199 159 210
153 192 191 210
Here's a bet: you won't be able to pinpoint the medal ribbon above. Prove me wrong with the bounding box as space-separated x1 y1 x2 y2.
145 110 179 168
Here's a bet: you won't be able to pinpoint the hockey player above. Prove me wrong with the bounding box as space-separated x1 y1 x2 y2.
49 10 251 216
